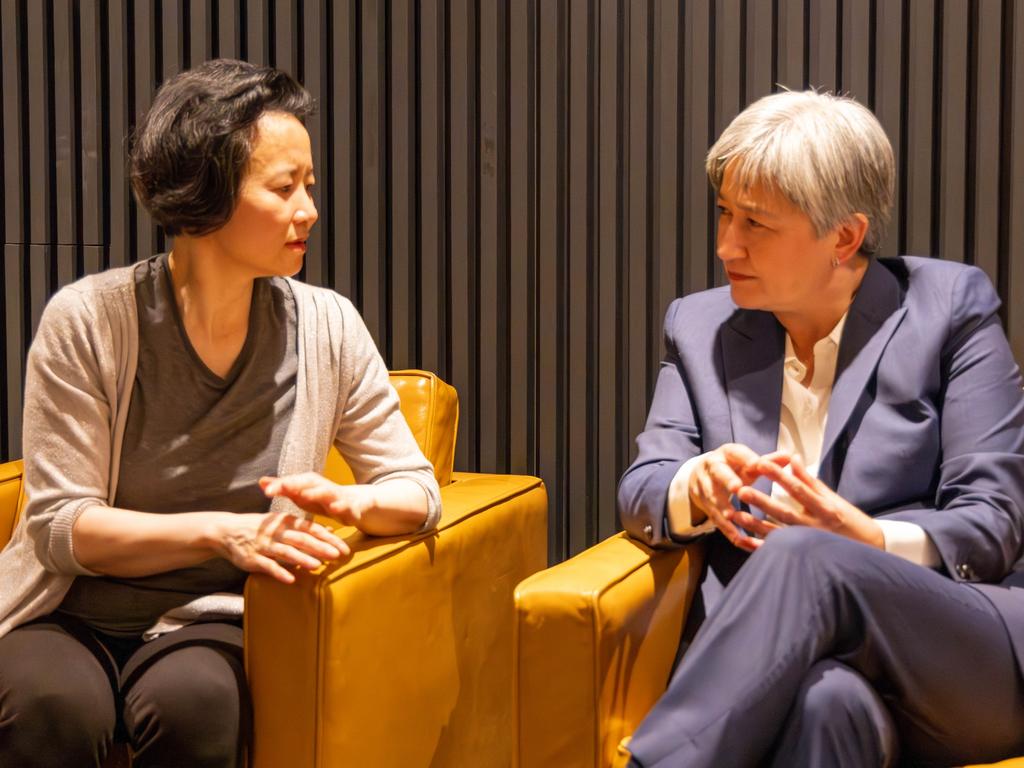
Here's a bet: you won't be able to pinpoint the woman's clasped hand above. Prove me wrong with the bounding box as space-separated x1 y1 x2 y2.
689 444 885 552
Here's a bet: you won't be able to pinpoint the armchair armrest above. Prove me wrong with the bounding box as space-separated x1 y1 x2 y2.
245 471 547 768
513 532 703 768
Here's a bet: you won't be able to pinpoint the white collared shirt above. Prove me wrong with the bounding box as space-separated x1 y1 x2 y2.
666 314 940 567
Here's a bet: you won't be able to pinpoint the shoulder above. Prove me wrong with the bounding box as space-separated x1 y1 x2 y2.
663 285 735 331
884 255 1000 323
33 264 138 350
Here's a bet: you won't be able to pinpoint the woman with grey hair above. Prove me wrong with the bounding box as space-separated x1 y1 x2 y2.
618 90 1024 766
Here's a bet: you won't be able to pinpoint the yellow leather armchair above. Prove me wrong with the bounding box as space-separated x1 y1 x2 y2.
1 370 549 768
513 532 1024 768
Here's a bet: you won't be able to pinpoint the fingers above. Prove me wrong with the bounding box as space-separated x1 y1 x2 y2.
735 485 804 526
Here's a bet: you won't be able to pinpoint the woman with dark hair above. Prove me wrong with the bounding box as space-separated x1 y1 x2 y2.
0 59 440 767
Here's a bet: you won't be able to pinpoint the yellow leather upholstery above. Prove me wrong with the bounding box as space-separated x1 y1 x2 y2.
1 370 548 768
513 532 1024 768
0 460 23 546
247 471 547 768
323 369 459 488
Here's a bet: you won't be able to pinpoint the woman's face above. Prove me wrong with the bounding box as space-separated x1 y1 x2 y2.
715 165 840 315
206 111 318 278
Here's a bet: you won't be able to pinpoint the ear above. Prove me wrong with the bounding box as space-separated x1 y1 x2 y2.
832 213 869 265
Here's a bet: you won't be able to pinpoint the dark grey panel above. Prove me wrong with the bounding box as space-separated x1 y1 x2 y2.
80 0 105 247
972 2 1002 284
939 0 970 264
26 0 52 246
2 0 25 242
2 245 25 459
508 0 537 478
53 0 77 246
417 0 447 378
449 0 479 474
390 0 417 371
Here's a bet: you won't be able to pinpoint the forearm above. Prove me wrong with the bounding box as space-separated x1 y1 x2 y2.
72 505 227 577
360 478 431 536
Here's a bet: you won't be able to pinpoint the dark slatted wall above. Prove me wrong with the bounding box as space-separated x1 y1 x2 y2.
3 0 1024 562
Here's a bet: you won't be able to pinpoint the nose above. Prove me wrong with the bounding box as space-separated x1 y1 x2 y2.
294 188 319 228
716 216 743 263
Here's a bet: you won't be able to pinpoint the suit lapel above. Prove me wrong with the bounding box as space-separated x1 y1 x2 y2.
722 310 785 510
819 258 907 487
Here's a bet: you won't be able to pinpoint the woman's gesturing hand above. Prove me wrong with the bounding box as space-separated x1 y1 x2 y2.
737 453 885 549
688 443 784 552
259 472 377 527
214 508 350 584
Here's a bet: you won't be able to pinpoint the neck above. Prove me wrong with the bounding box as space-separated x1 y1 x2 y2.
775 255 869 363
167 239 255 342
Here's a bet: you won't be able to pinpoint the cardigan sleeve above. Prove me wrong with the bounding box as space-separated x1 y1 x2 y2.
20 285 126 576
332 297 442 531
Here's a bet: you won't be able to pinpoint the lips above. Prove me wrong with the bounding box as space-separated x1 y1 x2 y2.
726 270 754 281
286 240 307 251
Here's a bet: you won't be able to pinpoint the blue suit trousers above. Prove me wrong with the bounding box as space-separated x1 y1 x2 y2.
628 527 1024 768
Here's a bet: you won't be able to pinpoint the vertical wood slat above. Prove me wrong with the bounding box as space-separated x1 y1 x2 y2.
53 0 77 248
107 0 130 268
776 0 807 90
537 0 565 560
300 0 325 288
508 0 536 478
80 0 104 249
3 245 25 459
330 0 359 303
595 0 622 542
2 0 25 242
972 2 1003 284
26 0 52 247
874 0 904 257
418 0 447 378
567 0 593 552
939 0 970 264
449 0 478 474
1006 0 1024 365
625 0 650 550
391 0 417 371
479 0 508 472
3 1 1024 561
903 0 936 256
360 0 388 354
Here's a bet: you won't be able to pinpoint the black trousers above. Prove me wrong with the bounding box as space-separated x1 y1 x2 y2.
0 614 250 768
627 526 1024 768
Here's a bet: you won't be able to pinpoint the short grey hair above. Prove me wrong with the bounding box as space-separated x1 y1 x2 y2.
706 90 895 256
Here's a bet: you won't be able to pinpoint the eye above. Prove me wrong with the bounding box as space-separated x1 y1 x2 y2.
277 184 293 194
747 217 764 229
717 205 732 217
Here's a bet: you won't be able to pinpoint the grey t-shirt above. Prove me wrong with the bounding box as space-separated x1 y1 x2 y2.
58 254 298 636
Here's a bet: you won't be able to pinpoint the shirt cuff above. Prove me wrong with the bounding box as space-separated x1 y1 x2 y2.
877 520 941 567
666 454 716 540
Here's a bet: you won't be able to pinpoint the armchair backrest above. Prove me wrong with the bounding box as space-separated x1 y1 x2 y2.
323 369 459 488
0 370 459 551
0 460 24 551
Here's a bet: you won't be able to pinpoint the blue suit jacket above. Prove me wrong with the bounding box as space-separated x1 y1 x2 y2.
618 256 1024 671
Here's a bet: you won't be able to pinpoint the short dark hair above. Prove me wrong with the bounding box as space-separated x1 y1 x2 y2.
129 58 315 236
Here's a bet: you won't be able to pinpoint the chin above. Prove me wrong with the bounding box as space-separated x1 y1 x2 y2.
728 284 765 310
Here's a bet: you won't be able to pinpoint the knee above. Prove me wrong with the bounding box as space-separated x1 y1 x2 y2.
0 676 115 765
798 660 880 721
791 660 898 761
125 646 246 766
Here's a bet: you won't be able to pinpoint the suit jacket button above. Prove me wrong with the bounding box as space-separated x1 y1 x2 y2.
956 563 976 580
643 524 653 539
